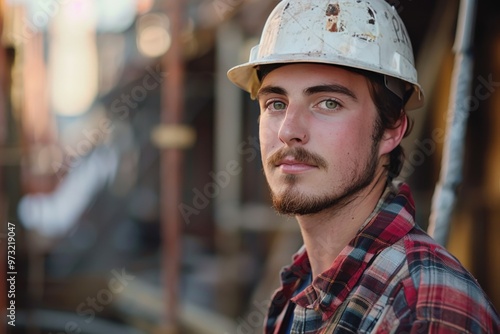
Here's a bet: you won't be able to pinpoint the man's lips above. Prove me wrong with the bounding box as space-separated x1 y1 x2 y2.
276 157 317 173
267 147 328 172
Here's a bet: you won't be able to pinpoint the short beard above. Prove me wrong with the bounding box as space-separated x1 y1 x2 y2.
269 124 383 216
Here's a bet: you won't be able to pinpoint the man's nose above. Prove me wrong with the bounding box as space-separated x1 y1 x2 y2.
278 107 310 145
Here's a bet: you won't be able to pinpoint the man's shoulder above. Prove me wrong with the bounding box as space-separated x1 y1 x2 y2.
368 224 464 280
372 225 495 309
400 227 500 330
367 226 500 332
401 226 477 285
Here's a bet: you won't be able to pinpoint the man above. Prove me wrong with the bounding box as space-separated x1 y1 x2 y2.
228 0 500 333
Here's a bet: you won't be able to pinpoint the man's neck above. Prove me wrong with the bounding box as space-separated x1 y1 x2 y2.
296 171 388 279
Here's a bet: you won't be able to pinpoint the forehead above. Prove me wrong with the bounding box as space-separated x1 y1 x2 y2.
259 63 370 96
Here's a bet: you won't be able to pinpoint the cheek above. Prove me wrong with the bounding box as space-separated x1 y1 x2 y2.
259 121 272 164
345 114 374 142
259 116 280 148
319 121 372 158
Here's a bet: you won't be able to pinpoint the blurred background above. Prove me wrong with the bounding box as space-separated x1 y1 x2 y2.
1 0 500 333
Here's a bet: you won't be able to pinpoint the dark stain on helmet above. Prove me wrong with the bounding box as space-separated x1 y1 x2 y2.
326 3 341 32
326 3 340 16
368 7 375 24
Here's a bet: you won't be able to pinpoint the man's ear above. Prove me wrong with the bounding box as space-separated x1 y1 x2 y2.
378 113 408 156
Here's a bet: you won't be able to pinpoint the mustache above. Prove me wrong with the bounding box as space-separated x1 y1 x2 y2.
267 147 328 170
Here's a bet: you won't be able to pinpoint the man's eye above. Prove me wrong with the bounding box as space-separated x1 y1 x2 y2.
268 101 286 111
322 99 339 109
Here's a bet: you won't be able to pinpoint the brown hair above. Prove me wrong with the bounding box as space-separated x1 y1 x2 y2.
356 69 413 179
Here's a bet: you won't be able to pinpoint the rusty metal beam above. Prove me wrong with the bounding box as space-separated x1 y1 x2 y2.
160 0 186 332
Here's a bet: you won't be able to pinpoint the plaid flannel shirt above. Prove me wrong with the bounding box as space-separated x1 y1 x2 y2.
265 182 500 333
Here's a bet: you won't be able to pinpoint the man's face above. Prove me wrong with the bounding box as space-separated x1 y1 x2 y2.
257 63 385 215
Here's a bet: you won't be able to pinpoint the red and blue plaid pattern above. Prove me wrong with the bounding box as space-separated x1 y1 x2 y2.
265 182 500 333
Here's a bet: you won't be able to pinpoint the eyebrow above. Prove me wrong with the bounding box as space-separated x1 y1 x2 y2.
257 84 357 101
257 85 287 99
304 84 358 101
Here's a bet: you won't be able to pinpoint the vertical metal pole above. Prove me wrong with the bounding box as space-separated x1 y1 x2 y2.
214 22 243 234
427 0 477 246
24 28 49 334
161 0 185 331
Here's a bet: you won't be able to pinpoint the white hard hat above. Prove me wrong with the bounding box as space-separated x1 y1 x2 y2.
227 0 424 110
